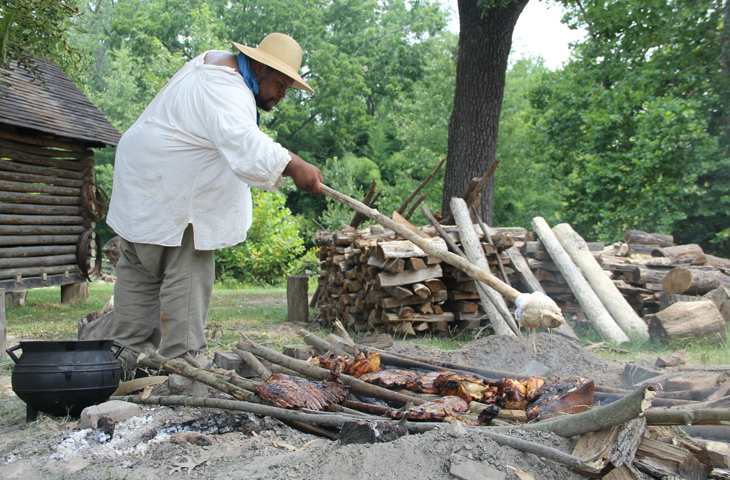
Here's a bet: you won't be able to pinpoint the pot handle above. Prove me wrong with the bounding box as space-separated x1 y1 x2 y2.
111 342 126 359
6 344 21 363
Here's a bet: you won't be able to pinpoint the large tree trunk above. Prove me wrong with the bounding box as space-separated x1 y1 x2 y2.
442 0 528 222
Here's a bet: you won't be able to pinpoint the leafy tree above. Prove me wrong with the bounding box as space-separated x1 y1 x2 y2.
441 0 528 223
0 0 82 89
531 0 730 254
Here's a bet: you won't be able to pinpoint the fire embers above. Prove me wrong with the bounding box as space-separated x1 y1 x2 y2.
389 396 469 422
308 351 381 378
526 376 593 422
495 377 545 410
255 374 349 410
358 369 421 388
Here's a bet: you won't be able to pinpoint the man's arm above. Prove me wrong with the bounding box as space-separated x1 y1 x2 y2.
283 152 323 195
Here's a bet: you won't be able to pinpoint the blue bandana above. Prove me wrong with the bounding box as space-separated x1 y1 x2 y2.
237 52 260 125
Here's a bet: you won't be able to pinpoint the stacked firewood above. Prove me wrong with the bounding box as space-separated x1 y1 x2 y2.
314 223 524 336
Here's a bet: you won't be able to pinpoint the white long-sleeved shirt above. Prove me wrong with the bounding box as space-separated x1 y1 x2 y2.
107 51 291 250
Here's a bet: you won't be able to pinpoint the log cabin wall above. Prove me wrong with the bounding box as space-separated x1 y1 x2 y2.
0 59 121 292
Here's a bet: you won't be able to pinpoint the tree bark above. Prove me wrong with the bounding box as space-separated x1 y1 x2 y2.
442 0 528 222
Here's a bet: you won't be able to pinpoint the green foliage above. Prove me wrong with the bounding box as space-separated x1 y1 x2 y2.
531 0 730 253
215 189 304 285
0 0 82 90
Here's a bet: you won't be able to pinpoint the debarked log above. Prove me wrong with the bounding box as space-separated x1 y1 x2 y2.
0 264 79 280
236 341 426 406
493 386 657 438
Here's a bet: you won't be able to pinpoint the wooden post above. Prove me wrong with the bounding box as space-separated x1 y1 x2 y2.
4 290 26 308
553 223 650 341
61 282 89 303
287 275 309 323
532 217 630 345
0 288 6 361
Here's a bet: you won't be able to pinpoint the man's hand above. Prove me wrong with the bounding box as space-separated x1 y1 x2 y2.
283 152 323 195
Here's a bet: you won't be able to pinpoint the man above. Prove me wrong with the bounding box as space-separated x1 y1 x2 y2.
107 33 322 378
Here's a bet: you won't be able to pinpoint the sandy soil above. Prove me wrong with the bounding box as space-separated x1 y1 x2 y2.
0 334 637 480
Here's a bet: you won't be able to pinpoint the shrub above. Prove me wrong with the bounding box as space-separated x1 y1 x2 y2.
215 189 304 285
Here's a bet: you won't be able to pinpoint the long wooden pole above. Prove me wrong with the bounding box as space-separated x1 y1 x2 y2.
532 217 630 345
321 184 523 302
396 156 446 214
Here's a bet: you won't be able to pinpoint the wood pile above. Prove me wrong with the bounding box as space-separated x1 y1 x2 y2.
314 223 525 337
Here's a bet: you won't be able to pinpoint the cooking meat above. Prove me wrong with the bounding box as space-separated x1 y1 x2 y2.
359 369 421 388
255 373 349 410
409 371 453 394
308 351 380 378
432 372 498 402
390 395 469 422
526 376 593 421
497 378 528 409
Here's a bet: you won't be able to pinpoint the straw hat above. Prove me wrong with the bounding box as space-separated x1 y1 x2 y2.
232 33 314 93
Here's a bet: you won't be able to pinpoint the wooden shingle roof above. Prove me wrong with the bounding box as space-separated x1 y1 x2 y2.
0 59 121 147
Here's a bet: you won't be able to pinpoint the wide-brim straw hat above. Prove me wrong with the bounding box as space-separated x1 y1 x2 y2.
232 33 314 94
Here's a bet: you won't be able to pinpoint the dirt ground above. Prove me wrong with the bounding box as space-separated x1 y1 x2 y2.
0 333 670 480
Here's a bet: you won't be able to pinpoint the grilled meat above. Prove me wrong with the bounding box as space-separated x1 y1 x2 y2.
432 372 498 402
526 376 593 421
359 369 421 388
308 351 380 378
410 371 453 394
255 373 348 410
390 395 469 422
497 378 528 409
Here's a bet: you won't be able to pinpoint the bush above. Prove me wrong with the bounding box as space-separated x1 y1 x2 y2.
215 189 305 285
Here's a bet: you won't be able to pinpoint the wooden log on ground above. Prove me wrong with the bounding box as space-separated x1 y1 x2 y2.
706 254 730 270
646 300 726 344
624 230 673 247
662 266 730 295
553 223 649 341
532 217 630 344
452 198 516 336
652 244 707 265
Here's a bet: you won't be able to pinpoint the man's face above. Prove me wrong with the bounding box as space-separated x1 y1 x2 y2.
255 67 295 111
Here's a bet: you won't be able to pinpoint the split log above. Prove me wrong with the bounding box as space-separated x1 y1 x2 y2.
376 265 443 288
647 300 726 343
652 244 707 265
532 217 630 344
624 230 673 247
452 198 516 336
553 223 649 341
494 386 656 438
634 436 707 479
663 266 730 295
377 238 447 259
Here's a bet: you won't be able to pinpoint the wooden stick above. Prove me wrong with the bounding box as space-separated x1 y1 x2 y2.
643 407 730 425
493 386 656 438
396 156 446 215
465 159 500 210
471 206 510 287
236 340 426 406
143 351 261 403
404 193 428 221
321 184 523 302
232 348 272 381
297 328 352 358
350 180 377 228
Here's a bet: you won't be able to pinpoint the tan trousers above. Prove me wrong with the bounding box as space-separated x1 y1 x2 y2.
112 224 214 369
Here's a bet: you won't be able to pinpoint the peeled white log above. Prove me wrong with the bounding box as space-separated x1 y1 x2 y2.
553 223 649 341
452 198 515 336
532 217 630 345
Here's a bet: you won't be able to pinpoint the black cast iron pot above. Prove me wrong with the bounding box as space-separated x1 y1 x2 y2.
6 340 124 421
